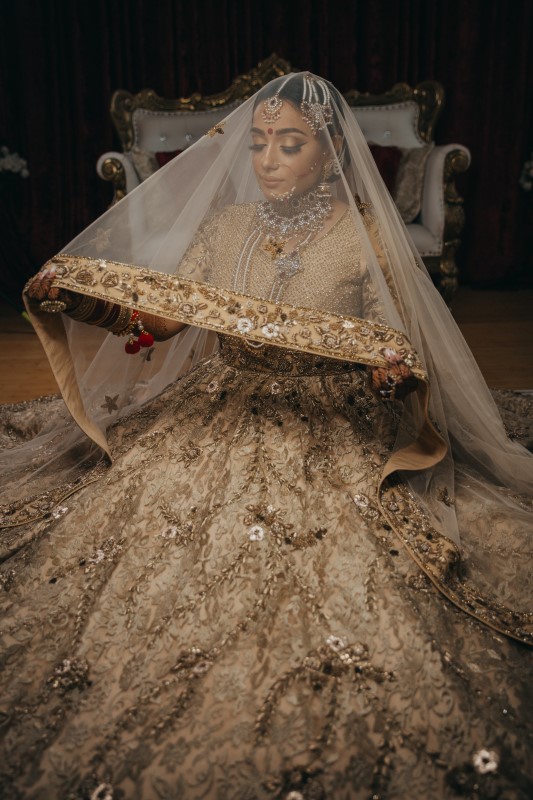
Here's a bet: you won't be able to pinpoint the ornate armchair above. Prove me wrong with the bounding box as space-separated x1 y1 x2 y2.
97 55 470 301
97 55 290 200
344 84 470 301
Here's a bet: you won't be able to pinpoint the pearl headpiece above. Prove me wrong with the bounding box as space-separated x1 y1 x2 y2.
262 73 334 134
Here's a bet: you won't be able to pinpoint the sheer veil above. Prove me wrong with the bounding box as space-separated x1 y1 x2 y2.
2 72 532 640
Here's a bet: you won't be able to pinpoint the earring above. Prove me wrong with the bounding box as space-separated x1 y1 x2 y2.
322 159 337 181
317 160 334 196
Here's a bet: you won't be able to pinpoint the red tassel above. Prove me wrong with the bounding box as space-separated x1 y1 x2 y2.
125 338 141 354
119 311 154 355
138 331 154 347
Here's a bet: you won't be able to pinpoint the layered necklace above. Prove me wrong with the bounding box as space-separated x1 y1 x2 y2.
233 186 333 302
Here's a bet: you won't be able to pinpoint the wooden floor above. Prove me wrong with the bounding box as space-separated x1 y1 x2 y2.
1 288 532 403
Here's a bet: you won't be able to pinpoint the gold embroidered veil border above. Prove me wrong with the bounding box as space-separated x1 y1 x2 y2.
28 253 445 464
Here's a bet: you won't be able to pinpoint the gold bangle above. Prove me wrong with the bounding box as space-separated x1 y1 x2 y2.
106 306 133 334
114 310 140 337
100 304 122 330
68 296 98 322
89 302 118 327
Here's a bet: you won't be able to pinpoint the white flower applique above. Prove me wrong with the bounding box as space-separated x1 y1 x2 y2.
261 323 280 339
472 748 499 775
248 525 265 541
237 317 254 334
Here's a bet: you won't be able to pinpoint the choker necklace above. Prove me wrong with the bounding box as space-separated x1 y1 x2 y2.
256 187 332 239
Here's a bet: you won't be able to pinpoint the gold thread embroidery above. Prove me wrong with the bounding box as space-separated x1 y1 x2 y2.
206 121 226 137
30 254 425 375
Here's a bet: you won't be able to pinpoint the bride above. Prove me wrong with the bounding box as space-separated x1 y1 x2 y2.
1 73 532 799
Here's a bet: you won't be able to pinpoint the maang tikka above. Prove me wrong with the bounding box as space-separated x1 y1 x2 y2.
261 75 292 124
262 73 334 134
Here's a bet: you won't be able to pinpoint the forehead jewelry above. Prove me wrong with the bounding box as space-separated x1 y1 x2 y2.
262 74 334 134
300 73 334 134
262 76 293 124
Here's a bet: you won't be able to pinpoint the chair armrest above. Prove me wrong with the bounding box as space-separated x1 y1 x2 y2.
96 151 140 203
420 144 471 240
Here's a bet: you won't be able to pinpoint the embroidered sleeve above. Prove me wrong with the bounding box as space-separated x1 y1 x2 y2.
175 215 218 281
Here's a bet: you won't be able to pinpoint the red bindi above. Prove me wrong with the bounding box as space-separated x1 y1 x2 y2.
267 127 274 135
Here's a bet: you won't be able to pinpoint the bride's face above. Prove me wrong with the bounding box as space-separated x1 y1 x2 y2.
250 99 327 200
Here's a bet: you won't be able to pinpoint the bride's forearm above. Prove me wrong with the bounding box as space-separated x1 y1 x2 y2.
67 300 186 340
138 312 187 341
68 300 186 340
52 296 185 340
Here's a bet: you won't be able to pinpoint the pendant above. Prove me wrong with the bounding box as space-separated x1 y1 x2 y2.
262 236 286 259
275 251 302 280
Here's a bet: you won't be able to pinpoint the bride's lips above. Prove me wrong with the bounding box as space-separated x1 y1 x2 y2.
261 176 283 186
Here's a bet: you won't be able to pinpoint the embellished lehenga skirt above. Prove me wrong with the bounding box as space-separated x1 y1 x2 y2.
0 336 532 800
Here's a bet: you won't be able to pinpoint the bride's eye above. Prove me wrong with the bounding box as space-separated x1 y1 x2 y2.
281 145 304 154
249 143 266 151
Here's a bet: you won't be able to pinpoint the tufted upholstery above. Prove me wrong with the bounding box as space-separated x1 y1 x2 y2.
97 57 470 301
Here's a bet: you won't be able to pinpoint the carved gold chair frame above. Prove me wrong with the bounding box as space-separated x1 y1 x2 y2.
100 53 291 200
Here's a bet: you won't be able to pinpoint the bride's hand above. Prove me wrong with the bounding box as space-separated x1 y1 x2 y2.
370 362 418 401
25 267 77 308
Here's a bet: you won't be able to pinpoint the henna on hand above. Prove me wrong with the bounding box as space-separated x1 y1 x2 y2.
370 363 418 401
25 268 79 309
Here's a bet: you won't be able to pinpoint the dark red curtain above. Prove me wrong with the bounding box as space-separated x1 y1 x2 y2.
1 0 532 305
